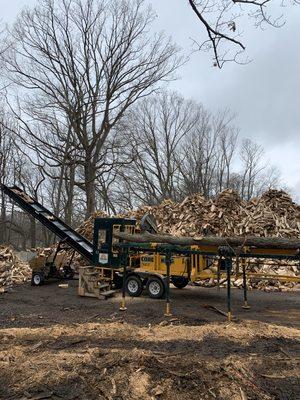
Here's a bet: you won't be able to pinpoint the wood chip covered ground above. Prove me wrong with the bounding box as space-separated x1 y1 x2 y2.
0 281 299 400
0 190 299 399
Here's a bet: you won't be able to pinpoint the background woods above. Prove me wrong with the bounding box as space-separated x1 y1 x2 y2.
0 0 288 249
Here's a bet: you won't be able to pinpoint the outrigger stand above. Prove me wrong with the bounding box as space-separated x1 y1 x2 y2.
119 248 128 311
218 245 235 321
164 250 172 316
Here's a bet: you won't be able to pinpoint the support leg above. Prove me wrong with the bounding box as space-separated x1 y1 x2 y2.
119 254 127 311
217 257 221 290
226 258 232 322
242 261 250 309
49 241 63 276
164 251 172 317
68 250 75 268
235 256 240 280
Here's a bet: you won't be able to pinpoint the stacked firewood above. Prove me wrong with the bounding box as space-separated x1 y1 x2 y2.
77 211 108 239
236 190 300 237
78 189 300 240
245 258 299 292
112 190 243 237
0 246 32 289
194 257 299 292
126 189 300 238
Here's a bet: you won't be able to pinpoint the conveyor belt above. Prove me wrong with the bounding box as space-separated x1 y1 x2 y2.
1 184 94 262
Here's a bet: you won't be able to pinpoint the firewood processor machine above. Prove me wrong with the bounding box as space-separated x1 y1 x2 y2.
1 184 300 318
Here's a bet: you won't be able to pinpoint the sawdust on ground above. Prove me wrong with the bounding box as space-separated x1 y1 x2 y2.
0 308 299 399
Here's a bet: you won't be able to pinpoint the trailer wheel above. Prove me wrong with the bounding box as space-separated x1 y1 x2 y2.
172 276 189 289
125 275 143 297
146 277 165 299
31 272 44 286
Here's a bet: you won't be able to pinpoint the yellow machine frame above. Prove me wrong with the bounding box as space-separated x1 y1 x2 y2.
79 222 299 301
132 243 300 284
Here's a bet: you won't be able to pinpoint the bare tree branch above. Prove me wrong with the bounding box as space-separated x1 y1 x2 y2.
188 0 299 67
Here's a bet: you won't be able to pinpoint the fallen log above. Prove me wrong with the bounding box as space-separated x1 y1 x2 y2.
115 232 300 250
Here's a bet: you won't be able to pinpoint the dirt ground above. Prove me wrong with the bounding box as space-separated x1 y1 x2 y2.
0 281 299 400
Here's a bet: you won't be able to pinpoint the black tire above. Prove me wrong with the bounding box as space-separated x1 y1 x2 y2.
31 272 44 286
172 276 189 289
125 275 143 297
146 277 165 299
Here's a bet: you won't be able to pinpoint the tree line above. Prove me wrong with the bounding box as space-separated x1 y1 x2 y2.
0 0 282 249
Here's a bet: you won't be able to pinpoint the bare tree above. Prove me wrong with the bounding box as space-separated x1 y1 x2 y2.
239 138 265 200
0 108 46 248
179 109 238 197
215 112 239 192
228 140 281 199
0 112 15 243
116 94 279 206
179 108 218 197
252 165 281 197
2 0 182 217
119 92 200 205
188 0 299 67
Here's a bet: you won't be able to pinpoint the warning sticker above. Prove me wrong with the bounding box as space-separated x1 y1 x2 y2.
99 253 108 264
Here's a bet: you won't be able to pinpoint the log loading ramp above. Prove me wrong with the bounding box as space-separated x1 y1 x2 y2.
1 184 94 263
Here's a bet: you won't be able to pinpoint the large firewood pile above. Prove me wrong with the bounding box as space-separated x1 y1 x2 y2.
79 189 300 240
76 211 108 240
153 189 299 237
0 246 32 289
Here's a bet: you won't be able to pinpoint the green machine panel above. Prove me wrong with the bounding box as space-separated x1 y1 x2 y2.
92 217 136 268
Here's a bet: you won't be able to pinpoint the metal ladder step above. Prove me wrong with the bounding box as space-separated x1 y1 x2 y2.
99 283 110 290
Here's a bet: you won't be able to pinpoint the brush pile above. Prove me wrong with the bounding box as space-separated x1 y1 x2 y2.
0 246 32 289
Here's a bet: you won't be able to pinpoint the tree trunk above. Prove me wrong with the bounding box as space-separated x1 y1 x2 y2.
64 163 75 225
21 233 27 250
84 162 96 219
0 191 6 244
54 164 65 217
29 215 36 248
115 232 300 250
55 127 73 217
41 224 54 247
85 181 96 219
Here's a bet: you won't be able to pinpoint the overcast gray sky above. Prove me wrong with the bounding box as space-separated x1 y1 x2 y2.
3 1 300 198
